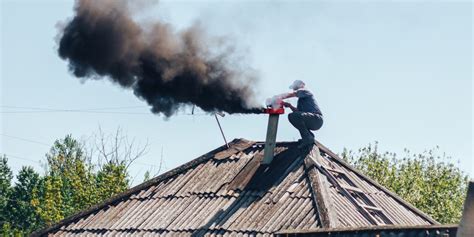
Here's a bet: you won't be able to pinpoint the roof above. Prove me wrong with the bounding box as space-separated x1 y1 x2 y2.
35 138 439 236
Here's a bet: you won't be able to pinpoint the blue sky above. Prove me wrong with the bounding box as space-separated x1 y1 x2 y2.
1 0 472 185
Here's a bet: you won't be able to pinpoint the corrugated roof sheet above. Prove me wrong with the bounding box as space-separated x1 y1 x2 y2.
36 139 438 236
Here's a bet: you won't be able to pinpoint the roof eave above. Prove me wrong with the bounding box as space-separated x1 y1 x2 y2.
277 224 458 236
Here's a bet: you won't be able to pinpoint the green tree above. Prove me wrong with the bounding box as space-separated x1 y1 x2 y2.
44 135 97 217
3 130 147 235
342 142 469 224
34 175 64 226
7 166 43 233
96 161 129 201
0 155 13 233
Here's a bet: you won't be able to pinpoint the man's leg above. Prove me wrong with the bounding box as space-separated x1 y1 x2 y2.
288 112 314 142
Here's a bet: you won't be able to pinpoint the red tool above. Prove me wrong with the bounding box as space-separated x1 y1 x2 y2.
263 107 285 114
263 99 285 114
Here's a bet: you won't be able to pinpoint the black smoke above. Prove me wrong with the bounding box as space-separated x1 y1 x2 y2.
58 0 262 117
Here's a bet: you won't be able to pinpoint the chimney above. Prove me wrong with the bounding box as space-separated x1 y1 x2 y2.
262 107 285 164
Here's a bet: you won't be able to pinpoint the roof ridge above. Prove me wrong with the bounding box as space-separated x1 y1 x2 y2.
31 138 254 237
302 145 337 228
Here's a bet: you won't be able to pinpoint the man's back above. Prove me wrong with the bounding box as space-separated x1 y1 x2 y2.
296 89 322 115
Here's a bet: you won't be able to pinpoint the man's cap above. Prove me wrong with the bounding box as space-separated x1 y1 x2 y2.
289 80 305 90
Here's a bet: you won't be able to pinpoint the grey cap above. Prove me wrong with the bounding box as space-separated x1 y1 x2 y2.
289 80 305 90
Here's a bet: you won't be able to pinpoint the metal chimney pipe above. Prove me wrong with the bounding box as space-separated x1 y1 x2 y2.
262 107 285 165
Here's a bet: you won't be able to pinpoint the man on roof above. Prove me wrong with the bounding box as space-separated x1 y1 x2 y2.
281 80 323 147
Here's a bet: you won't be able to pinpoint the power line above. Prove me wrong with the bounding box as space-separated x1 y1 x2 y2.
0 110 152 115
0 133 51 147
0 105 211 116
0 105 150 114
1 105 146 111
0 110 209 116
1 132 161 167
2 153 42 164
1 111 210 116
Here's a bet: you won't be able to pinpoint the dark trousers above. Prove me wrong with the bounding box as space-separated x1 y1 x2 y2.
288 112 323 141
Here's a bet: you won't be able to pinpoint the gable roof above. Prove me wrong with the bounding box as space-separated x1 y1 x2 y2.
35 139 438 236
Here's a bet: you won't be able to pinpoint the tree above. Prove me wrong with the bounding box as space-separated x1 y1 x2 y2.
91 127 147 200
7 166 43 233
2 130 148 235
44 134 97 217
92 127 148 169
341 142 469 224
96 161 129 201
34 175 64 226
0 155 13 231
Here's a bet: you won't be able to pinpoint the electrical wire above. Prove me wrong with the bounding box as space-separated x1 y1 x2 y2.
0 105 212 116
1 105 146 111
1 110 151 114
2 153 41 164
1 105 220 168
1 132 160 167
0 133 51 147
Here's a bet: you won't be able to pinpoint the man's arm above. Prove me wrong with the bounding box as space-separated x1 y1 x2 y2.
281 91 297 99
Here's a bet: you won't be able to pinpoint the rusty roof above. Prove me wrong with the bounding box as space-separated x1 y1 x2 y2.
35 139 439 236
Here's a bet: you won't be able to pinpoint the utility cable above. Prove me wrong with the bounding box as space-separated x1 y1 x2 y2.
2 153 41 164
0 133 51 147
0 105 212 116
1 105 146 111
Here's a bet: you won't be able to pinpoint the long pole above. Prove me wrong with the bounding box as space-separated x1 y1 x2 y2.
214 114 229 148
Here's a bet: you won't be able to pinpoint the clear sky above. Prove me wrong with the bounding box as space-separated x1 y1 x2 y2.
1 0 472 185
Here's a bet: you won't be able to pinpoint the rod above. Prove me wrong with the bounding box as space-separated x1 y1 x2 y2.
214 114 229 148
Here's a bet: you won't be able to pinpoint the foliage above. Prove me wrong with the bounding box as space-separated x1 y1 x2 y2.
0 156 13 234
143 170 151 182
341 142 469 224
43 135 97 217
96 161 129 201
1 130 146 235
7 167 43 232
34 175 64 226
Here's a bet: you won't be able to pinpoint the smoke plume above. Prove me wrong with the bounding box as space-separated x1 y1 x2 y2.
58 0 262 117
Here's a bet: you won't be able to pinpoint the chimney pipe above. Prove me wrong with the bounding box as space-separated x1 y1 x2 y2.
262 107 285 164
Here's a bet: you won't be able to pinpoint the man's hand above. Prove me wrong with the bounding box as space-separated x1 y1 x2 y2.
282 102 292 108
282 101 296 112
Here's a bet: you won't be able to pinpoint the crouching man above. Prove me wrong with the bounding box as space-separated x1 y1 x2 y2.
281 80 323 147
